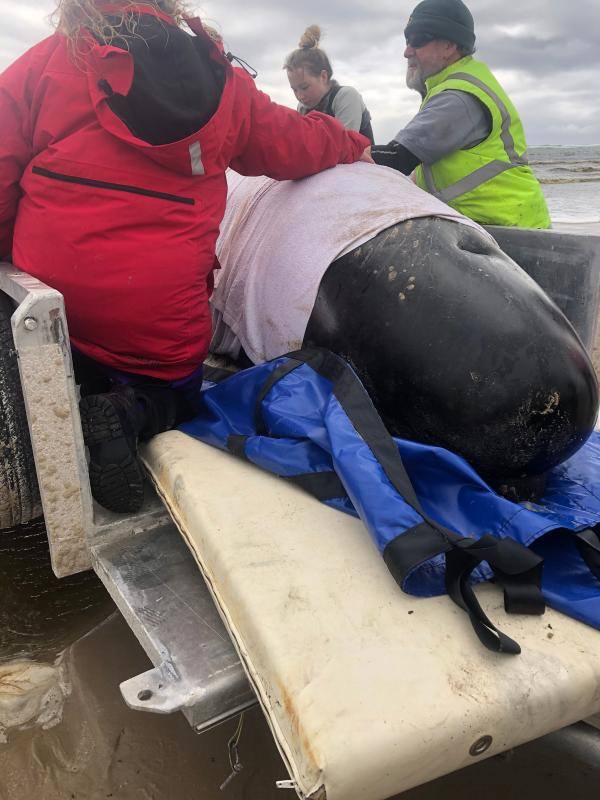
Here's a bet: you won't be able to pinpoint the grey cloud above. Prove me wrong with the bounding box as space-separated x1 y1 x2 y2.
1 0 599 144
202 0 600 143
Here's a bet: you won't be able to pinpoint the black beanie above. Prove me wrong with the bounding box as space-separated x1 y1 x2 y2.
404 0 475 50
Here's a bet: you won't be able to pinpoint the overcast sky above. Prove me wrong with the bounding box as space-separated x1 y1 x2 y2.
2 0 599 145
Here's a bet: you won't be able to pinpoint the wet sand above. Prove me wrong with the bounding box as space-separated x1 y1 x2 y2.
1 520 599 800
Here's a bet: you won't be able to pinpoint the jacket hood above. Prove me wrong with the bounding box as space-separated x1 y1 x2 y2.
83 10 229 175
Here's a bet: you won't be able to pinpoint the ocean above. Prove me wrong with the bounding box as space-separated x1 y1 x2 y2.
530 144 600 228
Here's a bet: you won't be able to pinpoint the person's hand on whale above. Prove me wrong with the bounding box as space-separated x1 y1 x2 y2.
359 146 375 164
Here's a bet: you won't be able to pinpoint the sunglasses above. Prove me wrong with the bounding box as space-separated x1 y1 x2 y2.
405 32 438 48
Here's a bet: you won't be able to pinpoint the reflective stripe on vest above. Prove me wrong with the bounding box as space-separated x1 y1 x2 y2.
421 71 528 202
414 58 550 228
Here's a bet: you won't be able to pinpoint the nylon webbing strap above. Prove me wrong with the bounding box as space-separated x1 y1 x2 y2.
251 348 545 654
288 471 348 502
253 359 304 435
445 540 521 654
383 522 454 582
444 536 543 654
227 435 249 460
227 435 348 501
576 528 600 582
384 525 543 654
480 536 545 615
324 83 342 117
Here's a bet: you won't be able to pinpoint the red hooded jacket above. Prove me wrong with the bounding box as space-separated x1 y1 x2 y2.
0 8 369 379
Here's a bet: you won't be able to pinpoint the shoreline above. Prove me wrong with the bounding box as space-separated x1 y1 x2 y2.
553 221 600 235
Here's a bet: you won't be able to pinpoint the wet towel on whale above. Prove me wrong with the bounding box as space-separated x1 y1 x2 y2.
210 163 489 363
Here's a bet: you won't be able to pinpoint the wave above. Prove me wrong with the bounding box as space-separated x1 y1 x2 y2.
532 144 600 149
551 166 600 174
539 177 600 184
530 159 600 167
552 216 600 225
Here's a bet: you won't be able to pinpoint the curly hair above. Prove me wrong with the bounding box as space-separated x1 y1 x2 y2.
51 0 194 46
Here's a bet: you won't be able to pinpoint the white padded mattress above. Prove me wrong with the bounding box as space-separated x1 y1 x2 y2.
142 431 600 799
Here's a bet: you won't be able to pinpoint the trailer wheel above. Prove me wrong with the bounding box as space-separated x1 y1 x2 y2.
0 292 42 528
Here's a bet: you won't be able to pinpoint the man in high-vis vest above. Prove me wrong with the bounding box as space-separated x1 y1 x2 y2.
372 0 550 229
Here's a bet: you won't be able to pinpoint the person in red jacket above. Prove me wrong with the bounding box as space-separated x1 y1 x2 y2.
0 0 371 513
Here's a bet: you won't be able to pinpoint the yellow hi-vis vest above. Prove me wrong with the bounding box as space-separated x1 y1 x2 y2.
414 56 551 229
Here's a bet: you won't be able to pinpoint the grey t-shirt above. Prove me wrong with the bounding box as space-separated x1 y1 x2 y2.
394 90 492 165
298 85 368 132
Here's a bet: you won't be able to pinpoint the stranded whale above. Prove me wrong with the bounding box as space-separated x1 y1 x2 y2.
212 166 598 488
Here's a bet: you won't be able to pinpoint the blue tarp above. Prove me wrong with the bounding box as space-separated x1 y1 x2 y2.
182 350 600 647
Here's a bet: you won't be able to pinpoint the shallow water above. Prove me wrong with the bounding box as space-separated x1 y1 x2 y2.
0 521 112 663
0 519 599 799
530 144 600 226
0 520 290 800
0 613 292 800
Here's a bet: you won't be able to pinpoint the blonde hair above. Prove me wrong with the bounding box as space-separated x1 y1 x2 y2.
283 24 333 79
202 24 223 45
51 0 193 47
298 24 321 49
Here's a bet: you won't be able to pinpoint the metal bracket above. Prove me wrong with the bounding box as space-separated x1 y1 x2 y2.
0 264 93 575
0 264 256 732
0 263 171 577
120 661 203 715
276 780 298 790
92 523 256 731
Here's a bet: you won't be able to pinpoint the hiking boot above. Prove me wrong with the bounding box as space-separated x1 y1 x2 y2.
79 385 178 514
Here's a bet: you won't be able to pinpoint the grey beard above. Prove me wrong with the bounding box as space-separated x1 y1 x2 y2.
406 68 427 98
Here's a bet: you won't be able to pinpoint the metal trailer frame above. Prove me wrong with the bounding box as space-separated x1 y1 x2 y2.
1 224 600 758
0 262 255 733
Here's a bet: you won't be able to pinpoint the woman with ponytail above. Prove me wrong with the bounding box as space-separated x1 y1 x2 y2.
285 25 374 143
0 0 372 514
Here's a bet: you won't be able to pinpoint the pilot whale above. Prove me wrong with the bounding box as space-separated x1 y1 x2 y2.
212 166 599 493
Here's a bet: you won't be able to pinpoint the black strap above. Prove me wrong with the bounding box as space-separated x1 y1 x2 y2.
482 537 545 615
445 535 544 655
445 543 521 655
227 434 348 502
227 434 249 459
284 349 443 520
576 528 600 581
323 83 343 117
383 522 454 583
250 348 545 654
253 359 304 435
203 364 238 384
385 525 543 654
287 471 348 502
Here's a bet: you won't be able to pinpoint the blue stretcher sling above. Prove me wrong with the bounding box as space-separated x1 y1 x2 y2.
181 349 600 655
